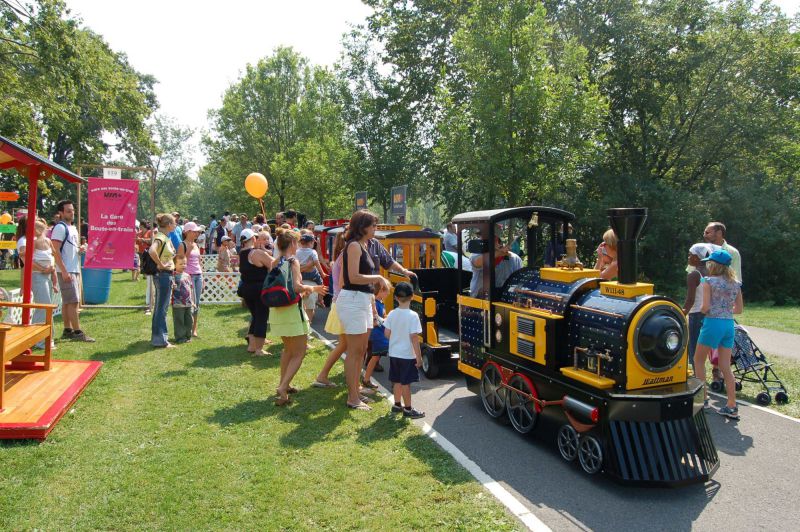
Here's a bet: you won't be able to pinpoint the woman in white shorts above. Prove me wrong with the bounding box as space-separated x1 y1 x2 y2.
336 210 391 411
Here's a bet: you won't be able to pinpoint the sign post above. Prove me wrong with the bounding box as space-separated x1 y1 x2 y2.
355 191 368 211
391 185 407 223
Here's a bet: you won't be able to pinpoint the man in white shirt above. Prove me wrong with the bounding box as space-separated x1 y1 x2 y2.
469 235 523 298
443 222 458 252
51 200 94 342
703 222 742 285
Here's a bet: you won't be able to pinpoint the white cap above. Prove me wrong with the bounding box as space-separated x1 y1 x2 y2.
240 228 255 242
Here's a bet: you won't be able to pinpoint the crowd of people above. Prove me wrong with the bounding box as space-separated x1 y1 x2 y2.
138 208 426 417
12 199 744 421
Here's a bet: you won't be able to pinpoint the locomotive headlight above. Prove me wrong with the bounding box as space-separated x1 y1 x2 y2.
632 305 687 372
665 331 681 352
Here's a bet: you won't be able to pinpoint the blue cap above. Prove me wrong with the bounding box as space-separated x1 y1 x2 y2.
702 249 732 266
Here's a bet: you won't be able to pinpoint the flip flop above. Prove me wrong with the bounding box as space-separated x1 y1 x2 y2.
311 380 338 388
360 387 376 396
347 402 371 411
361 379 379 390
359 395 375 404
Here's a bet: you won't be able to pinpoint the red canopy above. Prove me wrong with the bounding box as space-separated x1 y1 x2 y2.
0 135 86 323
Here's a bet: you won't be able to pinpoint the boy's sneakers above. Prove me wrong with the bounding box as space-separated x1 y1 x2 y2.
717 405 740 420
391 403 403 413
403 407 425 419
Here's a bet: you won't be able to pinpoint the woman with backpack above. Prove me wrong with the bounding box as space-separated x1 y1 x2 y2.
149 214 177 348
239 228 274 357
270 228 328 406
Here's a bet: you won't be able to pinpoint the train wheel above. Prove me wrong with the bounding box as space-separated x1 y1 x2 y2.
557 425 579 462
480 364 507 418
421 348 440 379
506 375 538 434
578 435 603 475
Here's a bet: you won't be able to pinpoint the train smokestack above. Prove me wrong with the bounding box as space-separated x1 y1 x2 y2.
607 208 647 285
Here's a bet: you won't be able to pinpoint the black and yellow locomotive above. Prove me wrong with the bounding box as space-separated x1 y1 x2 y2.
453 206 719 486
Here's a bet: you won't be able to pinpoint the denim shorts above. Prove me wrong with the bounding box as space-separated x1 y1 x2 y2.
697 317 735 349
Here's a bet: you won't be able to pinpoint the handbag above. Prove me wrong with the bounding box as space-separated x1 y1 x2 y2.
141 237 165 275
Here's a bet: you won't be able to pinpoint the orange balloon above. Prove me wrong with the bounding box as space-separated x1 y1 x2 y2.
245 172 268 198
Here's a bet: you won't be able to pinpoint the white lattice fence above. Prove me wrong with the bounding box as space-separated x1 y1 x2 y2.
200 272 241 304
202 254 219 272
3 288 63 325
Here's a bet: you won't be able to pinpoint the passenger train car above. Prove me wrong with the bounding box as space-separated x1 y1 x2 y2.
452 206 719 486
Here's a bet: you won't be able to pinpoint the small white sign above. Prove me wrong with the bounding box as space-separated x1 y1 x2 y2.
103 167 122 179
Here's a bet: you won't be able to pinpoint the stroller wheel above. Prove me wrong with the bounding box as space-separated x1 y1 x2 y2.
734 382 742 392
775 392 789 405
710 380 724 393
756 392 771 406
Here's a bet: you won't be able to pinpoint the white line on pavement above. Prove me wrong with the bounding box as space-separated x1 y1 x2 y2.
708 391 800 424
310 328 550 532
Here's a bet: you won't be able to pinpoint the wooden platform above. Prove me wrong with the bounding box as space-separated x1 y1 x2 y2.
0 360 102 440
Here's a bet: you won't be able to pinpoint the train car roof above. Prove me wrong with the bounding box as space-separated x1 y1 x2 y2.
323 227 441 240
314 224 345 233
451 206 574 225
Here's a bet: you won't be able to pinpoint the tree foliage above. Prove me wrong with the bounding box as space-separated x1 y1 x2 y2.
0 0 158 213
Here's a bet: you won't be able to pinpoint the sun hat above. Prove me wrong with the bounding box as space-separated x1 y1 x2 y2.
394 281 414 298
239 228 255 242
183 221 201 233
702 249 732 266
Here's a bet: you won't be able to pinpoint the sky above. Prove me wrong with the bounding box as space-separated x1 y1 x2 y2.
65 0 375 170
66 0 798 172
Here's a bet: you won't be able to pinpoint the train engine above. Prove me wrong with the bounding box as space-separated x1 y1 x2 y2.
455 206 719 486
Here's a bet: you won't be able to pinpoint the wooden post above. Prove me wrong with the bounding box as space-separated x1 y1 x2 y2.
21 165 38 325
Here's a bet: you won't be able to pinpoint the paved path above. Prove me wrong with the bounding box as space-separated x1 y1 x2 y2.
312 308 800 531
740 325 800 361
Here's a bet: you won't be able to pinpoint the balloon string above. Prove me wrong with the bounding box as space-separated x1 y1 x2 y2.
258 198 266 220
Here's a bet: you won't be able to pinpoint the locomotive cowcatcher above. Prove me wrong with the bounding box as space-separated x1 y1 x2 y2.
453 206 719 486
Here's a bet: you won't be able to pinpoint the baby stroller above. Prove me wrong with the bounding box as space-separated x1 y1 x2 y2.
710 324 790 406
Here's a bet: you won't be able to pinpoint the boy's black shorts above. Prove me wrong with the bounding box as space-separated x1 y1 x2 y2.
389 357 419 385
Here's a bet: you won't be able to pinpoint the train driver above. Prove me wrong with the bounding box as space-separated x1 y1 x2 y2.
469 234 523 298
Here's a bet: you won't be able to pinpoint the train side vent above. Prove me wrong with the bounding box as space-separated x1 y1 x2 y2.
608 412 719 484
518 317 535 337
517 338 535 358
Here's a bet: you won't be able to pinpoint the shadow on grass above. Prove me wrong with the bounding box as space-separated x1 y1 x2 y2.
402 433 473 486
161 369 189 378
89 340 154 361
189 344 283 369
0 438 41 448
206 385 352 449
355 413 407 445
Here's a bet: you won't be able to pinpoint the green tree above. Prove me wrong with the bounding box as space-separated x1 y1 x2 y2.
433 0 606 214
339 29 426 221
0 0 158 211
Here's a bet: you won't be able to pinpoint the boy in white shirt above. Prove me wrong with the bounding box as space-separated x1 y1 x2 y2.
384 281 425 419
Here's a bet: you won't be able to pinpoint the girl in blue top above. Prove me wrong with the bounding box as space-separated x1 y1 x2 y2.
694 249 743 419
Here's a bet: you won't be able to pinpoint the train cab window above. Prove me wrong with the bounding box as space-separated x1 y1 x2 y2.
389 243 408 266
417 242 439 269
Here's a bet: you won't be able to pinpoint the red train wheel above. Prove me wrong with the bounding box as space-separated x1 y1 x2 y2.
480 363 507 418
506 375 539 434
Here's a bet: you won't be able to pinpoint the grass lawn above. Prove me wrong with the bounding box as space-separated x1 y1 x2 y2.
737 303 800 335
0 271 520 530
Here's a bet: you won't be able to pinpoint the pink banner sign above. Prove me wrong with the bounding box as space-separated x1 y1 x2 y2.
84 178 139 269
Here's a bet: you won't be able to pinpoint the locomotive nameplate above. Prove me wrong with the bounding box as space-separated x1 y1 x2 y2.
600 281 654 299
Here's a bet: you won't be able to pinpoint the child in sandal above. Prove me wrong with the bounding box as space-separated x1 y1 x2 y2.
384 281 424 419
362 283 389 390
